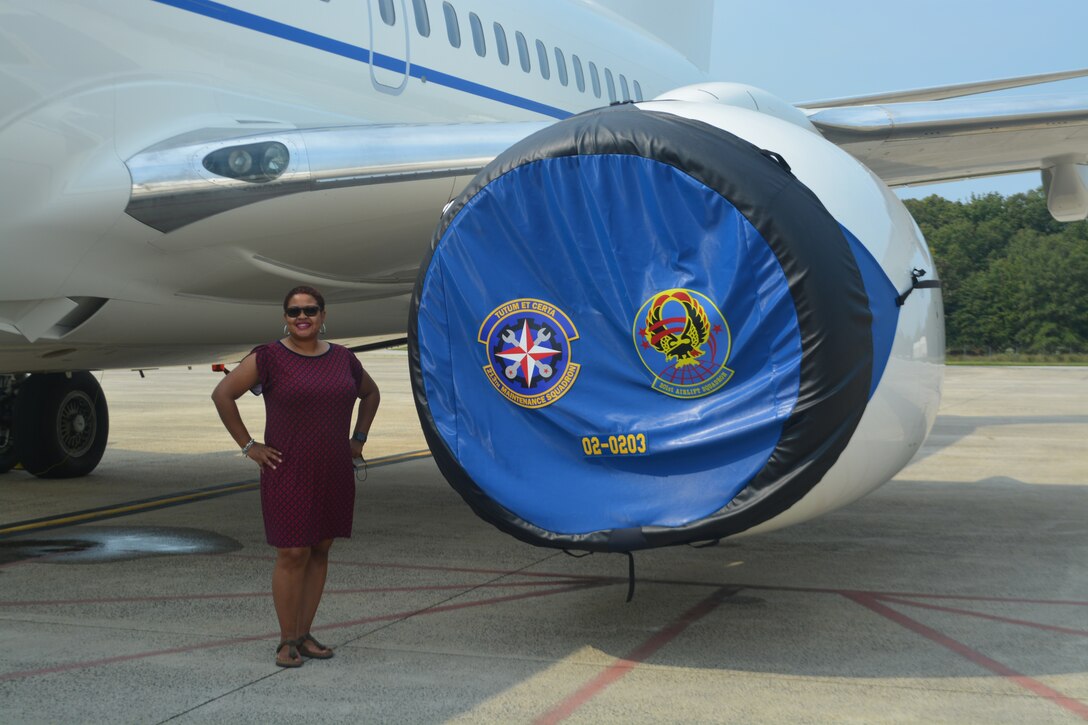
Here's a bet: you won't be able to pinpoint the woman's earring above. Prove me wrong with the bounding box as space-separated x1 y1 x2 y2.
320 323 327 335
283 324 288 335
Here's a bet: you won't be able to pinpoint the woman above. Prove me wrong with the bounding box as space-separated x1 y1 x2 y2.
212 285 380 668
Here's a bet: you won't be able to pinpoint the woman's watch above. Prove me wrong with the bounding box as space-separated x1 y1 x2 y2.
351 431 368 444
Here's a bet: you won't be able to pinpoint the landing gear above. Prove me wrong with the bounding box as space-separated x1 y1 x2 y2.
0 374 18 474
5 372 109 478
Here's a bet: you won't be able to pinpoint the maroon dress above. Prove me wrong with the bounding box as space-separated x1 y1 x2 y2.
254 341 364 547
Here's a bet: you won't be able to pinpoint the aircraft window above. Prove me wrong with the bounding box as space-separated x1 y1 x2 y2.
379 0 396 25
442 2 460 48
588 61 601 98
619 73 630 101
605 67 616 103
412 0 430 37
493 23 509 65
633 79 643 101
469 12 486 56
554 47 568 86
571 54 585 92
535 40 550 80
516 31 530 73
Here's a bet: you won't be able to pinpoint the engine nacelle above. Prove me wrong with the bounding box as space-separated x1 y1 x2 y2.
653 81 819 133
409 96 943 552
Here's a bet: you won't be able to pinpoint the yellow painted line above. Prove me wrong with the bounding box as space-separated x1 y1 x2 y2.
374 450 432 465
0 483 258 536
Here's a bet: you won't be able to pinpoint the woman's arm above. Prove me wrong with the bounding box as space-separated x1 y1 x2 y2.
211 353 282 469
350 366 381 459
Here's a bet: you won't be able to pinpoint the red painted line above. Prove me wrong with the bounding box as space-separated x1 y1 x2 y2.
0 632 272 683
533 587 735 725
0 581 605 682
344 559 619 582
216 556 1088 607
311 581 609 634
587 576 1088 607
0 579 591 608
18 550 1081 610
844 592 1088 721
221 552 619 582
861 591 1088 607
878 596 1088 637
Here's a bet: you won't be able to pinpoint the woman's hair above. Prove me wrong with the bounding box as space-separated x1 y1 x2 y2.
283 285 326 311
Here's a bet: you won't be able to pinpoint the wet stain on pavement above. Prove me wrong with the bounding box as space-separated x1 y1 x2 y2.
0 526 242 565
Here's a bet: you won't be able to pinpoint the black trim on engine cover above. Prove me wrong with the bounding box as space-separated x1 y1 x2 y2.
410 105 873 550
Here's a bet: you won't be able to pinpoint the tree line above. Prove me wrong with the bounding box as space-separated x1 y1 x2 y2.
903 189 1088 354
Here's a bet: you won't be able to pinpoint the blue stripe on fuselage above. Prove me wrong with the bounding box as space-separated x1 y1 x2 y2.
151 0 574 119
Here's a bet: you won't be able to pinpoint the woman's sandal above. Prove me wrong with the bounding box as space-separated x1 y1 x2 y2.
298 632 334 659
275 639 303 668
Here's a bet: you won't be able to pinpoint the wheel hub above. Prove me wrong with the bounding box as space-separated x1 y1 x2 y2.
57 390 95 458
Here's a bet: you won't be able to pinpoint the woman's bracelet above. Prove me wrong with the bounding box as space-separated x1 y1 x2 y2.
241 438 257 457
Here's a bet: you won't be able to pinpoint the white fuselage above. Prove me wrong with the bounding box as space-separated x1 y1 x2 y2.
0 1 944 537
0 0 702 372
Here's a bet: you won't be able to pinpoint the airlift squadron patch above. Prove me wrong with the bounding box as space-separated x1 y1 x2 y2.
634 288 734 399
479 299 580 409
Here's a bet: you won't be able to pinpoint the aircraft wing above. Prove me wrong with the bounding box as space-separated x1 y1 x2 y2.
806 94 1088 186
800 69 1088 220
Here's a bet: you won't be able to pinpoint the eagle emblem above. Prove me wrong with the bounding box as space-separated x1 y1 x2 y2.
633 288 734 399
642 290 712 368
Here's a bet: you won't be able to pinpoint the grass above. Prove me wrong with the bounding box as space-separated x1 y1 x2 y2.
946 353 1088 366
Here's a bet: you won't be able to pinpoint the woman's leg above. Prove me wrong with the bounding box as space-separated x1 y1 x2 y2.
297 538 334 651
272 546 310 664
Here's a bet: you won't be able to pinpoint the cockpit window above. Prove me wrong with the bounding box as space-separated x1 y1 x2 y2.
605 67 616 103
442 2 460 48
619 74 630 102
633 79 643 101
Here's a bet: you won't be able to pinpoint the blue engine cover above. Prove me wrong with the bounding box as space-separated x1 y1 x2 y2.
410 106 897 551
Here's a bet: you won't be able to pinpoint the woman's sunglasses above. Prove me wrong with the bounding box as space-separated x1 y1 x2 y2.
285 305 322 318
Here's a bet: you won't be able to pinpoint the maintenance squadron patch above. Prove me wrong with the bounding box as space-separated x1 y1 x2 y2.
478 298 580 409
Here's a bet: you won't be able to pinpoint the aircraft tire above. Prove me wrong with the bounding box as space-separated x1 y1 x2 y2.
0 440 16 474
13 372 109 478
0 374 17 474
0 436 17 474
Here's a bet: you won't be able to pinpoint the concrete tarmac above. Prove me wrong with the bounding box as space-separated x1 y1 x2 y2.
0 354 1085 723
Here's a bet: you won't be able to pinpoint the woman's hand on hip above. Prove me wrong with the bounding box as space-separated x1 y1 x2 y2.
247 443 282 469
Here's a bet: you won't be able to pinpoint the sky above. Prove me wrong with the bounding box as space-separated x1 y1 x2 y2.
707 0 1088 202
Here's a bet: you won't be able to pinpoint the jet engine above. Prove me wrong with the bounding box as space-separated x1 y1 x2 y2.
410 89 944 552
